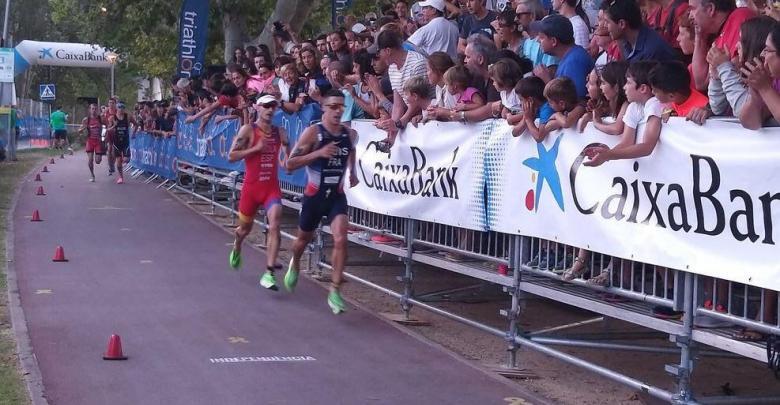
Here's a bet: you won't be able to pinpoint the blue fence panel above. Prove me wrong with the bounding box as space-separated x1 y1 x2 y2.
18 117 50 139
130 132 178 180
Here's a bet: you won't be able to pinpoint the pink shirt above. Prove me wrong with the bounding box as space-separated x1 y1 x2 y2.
457 87 480 104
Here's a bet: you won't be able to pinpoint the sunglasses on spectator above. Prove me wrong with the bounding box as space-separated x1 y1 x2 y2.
260 102 278 109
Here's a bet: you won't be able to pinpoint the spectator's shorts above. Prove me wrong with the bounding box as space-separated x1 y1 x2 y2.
299 190 347 232
54 129 67 140
86 138 105 155
238 181 282 224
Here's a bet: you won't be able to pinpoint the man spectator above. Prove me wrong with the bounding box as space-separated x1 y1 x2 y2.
464 33 501 103
394 0 420 36
531 14 593 99
459 0 499 53
516 1 559 67
407 0 460 56
316 34 329 54
603 0 676 63
645 0 690 55
374 29 428 145
689 0 756 90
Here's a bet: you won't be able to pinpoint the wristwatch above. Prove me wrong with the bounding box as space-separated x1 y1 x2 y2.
460 111 466 123
394 119 404 129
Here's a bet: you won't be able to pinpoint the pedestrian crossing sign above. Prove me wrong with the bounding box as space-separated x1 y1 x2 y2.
39 84 56 101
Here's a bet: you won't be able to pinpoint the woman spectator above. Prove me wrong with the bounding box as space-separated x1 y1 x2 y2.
344 50 383 119
291 44 303 71
740 23 780 128
707 17 776 121
492 9 524 54
553 0 591 48
245 45 259 74
232 47 246 65
300 47 332 94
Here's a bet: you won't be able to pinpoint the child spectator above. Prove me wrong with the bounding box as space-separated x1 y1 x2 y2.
512 76 552 136
577 67 608 132
525 77 586 142
427 52 454 107
488 58 525 125
592 61 630 135
443 65 485 111
585 61 663 167
404 76 435 126
649 60 709 121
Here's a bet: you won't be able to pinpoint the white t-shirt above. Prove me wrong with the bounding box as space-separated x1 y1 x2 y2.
569 15 591 49
388 50 429 106
435 84 459 109
622 97 663 141
500 89 522 114
407 16 459 57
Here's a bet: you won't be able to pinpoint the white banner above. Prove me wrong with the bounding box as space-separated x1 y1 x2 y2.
349 118 780 291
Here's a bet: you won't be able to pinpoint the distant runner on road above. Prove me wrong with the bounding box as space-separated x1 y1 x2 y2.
227 94 290 291
284 89 359 314
78 104 105 182
50 106 68 150
109 102 137 184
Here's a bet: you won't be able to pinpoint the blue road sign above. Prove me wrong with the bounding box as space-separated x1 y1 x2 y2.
39 84 56 101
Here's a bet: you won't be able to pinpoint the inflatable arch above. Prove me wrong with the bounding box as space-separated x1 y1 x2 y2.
14 40 114 75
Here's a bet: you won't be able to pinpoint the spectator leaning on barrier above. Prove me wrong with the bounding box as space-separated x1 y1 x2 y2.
374 29 428 146
525 76 586 140
585 60 663 167
532 14 594 100
459 0 499 53
648 60 709 123
603 0 676 63
689 0 756 91
706 16 776 121
407 0 460 57
739 24 780 129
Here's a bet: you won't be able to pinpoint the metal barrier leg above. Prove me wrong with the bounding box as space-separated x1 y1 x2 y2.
400 219 415 320
667 272 695 404
506 235 522 369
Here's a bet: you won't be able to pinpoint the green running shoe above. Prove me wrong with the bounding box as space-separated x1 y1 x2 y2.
260 271 278 291
327 290 346 314
229 249 241 270
284 259 299 292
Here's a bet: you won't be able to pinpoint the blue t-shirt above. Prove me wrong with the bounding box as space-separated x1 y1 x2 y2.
523 38 558 67
539 102 554 124
621 26 676 63
555 45 593 100
340 85 366 123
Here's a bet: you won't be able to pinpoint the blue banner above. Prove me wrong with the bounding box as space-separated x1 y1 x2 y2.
177 0 209 78
17 116 50 139
130 132 178 180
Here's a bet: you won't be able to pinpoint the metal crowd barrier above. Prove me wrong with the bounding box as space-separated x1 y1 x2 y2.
125 154 780 405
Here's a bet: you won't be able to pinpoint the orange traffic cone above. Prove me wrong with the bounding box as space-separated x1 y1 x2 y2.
36 186 46 196
31 210 42 222
52 246 68 262
42 166 49 173
103 334 128 360
34 173 42 182
49 158 55 164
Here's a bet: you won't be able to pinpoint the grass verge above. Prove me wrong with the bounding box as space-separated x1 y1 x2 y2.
0 148 60 405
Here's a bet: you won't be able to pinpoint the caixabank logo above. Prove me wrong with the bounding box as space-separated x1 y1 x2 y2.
522 134 565 212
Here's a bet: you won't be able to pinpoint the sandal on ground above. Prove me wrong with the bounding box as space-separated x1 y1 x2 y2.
561 257 588 281
652 306 684 320
587 270 611 287
733 328 765 342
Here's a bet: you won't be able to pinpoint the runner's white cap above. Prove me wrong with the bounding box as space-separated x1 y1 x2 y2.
255 94 278 105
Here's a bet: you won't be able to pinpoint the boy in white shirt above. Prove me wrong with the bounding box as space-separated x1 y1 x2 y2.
585 61 663 167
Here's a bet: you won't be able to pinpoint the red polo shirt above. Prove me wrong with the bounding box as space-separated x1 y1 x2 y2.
714 8 756 60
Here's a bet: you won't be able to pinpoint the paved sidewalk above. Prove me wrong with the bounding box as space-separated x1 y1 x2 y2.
11 153 531 405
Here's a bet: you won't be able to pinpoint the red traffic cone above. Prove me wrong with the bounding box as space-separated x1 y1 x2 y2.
497 264 509 275
52 246 68 262
34 173 42 182
31 210 42 222
36 186 46 196
103 334 128 360
49 158 55 164
42 166 49 173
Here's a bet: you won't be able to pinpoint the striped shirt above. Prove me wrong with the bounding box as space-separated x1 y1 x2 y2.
569 15 591 49
388 50 428 106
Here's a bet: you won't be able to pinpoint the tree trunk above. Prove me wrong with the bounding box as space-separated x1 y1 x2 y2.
251 0 303 56
222 9 245 64
289 0 322 34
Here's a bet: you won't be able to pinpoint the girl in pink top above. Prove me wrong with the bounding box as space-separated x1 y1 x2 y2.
442 65 485 112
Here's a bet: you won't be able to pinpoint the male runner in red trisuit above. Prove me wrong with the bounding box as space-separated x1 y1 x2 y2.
78 104 105 182
228 94 290 290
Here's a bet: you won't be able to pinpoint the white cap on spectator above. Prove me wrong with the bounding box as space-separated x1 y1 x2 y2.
351 23 368 34
418 0 446 11
176 78 191 89
255 94 278 105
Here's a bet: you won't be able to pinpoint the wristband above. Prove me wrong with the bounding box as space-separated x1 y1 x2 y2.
460 111 466 123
